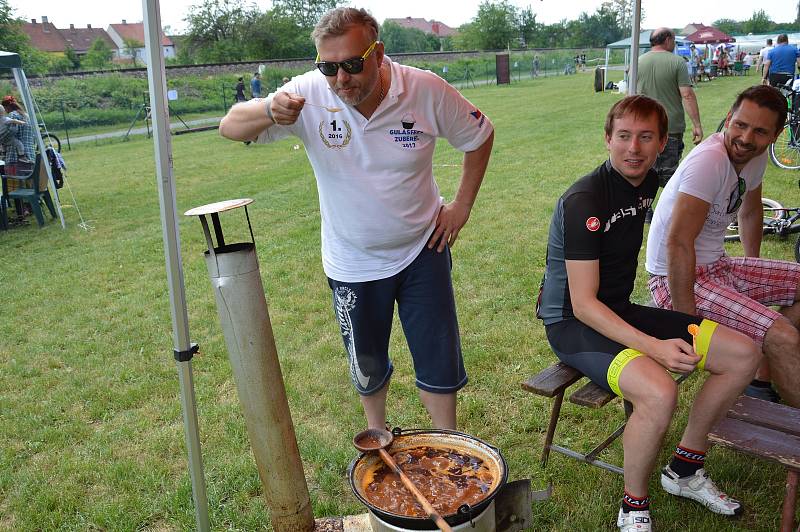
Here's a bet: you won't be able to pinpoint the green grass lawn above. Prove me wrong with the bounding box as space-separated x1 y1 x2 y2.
0 71 795 531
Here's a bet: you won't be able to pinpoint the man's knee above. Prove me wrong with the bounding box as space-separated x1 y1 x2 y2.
765 316 800 354
627 373 678 421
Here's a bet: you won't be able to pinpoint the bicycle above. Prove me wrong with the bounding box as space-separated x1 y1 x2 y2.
725 195 800 262
715 78 800 169
38 123 61 153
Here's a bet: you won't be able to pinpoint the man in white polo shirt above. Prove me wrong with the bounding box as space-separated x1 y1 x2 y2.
219 7 494 430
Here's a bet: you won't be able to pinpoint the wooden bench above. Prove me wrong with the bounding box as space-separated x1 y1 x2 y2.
522 362 630 475
708 395 800 532
523 361 690 475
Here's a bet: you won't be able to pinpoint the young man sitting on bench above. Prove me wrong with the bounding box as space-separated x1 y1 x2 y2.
536 95 761 532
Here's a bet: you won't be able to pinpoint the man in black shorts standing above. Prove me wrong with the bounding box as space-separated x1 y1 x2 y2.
537 95 760 531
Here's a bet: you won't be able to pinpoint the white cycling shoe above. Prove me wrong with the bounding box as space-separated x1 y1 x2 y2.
617 508 652 531
660 466 743 516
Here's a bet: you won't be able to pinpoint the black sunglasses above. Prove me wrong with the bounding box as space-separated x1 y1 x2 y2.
315 41 378 77
726 177 746 214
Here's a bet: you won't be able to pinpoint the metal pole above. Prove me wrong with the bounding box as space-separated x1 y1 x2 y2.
193 211 314 530
141 1 210 530
60 100 71 151
627 0 642 95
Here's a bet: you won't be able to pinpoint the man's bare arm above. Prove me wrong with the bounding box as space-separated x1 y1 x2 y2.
566 259 699 373
679 86 703 145
428 131 494 251
737 184 763 257
666 192 709 315
219 92 305 142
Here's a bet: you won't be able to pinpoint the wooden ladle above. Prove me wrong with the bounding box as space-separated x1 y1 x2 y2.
353 428 453 532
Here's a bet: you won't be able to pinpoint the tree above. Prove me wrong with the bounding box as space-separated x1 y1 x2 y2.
600 0 639 34
742 10 773 34
712 19 742 36
84 37 114 69
123 38 144 66
184 0 259 62
458 0 519 50
271 0 341 31
244 9 315 59
64 46 81 70
381 21 438 53
517 6 540 48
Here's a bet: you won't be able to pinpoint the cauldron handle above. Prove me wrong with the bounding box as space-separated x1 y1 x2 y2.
457 504 475 527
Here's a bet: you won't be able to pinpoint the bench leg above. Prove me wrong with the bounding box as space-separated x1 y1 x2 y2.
541 391 565 468
782 470 798 532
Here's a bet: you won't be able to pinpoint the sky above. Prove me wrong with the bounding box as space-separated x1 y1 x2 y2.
11 0 797 35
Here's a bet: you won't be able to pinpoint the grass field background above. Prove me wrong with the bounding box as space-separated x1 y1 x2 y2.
0 71 796 530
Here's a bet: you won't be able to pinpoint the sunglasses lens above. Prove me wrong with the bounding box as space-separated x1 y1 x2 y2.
317 62 338 76
340 59 364 74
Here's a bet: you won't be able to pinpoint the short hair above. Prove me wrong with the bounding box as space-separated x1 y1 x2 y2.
777 34 789 44
312 7 379 46
604 95 668 140
649 28 674 47
730 85 787 133
767 38 773 45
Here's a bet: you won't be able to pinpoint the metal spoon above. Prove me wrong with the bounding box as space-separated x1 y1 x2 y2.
353 428 453 532
303 101 342 113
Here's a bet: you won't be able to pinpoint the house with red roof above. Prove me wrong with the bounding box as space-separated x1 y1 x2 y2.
20 17 69 55
106 20 175 65
385 17 458 38
60 24 117 55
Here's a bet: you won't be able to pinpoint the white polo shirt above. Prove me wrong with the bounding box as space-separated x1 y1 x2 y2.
257 59 493 282
645 133 767 276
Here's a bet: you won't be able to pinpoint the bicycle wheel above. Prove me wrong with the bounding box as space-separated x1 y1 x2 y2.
42 132 61 153
769 123 800 170
725 197 786 242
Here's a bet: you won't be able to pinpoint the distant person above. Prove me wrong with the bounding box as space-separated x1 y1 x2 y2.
0 106 31 164
756 38 774 75
636 27 702 221
235 77 247 103
580 51 587 71
763 33 800 88
688 45 698 84
0 96 34 171
532 55 540 77
250 72 262 98
743 52 753 75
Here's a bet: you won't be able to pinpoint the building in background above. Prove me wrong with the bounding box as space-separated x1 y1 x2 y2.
107 20 175 65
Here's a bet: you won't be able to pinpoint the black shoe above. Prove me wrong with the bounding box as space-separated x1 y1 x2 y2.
744 383 781 403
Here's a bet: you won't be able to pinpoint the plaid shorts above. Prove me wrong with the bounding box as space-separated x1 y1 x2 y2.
648 256 800 345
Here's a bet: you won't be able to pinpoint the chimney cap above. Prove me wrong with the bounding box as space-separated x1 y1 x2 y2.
31 18 36 24
41 15 48 23
87 23 91 28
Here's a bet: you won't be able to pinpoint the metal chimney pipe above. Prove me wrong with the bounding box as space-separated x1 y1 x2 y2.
185 199 314 531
